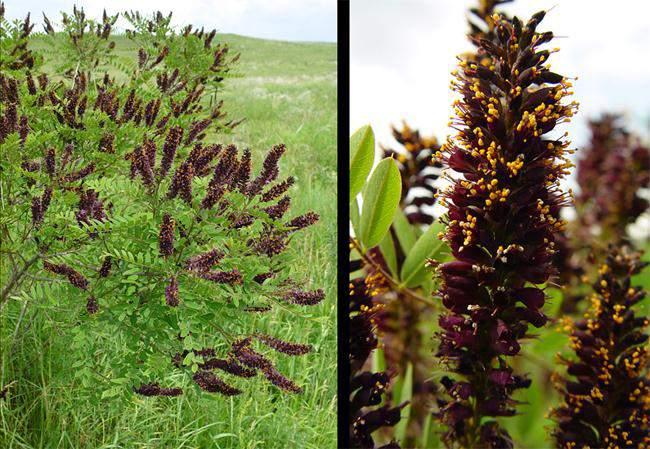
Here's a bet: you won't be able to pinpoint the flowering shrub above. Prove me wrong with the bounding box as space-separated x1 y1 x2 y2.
0 6 322 399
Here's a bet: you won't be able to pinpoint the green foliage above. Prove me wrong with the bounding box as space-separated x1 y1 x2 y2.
358 157 402 248
1 7 335 449
349 124 375 202
399 222 445 288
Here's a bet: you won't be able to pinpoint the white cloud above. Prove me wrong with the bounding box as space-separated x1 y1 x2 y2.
351 0 650 150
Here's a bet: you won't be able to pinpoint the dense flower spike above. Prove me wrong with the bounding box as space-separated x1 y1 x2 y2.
576 114 650 243
76 189 106 227
98 256 112 277
255 334 312 356
349 276 404 449
43 261 89 290
229 338 302 393
552 247 650 449
261 176 294 202
158 213 175 257
98 132 115 153
134 383 183 397
434 11 578 448
282 288 325 306
167 160 193 202
233 149 252 191
250 225 288 257
185 248 224 272
286 211 319 230
263 196 290 219
86 295 99 314
200 145 237 209
198 268 242 285
165 276 179 307
192 370 241 396
260 365 302 393
381 122 442 224
246 144 286 196
159 125 183 177
200 357 257 378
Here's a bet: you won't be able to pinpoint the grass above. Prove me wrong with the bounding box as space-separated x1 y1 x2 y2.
0 33 337 449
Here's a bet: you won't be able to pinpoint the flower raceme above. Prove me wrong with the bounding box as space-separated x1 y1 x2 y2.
349 276 405 449
552 247 650 449
433 10 578 448
381 122 442 225
576 114 650 243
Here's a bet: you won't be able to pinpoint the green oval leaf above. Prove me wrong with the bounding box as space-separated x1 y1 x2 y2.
350 197 360 236
358 157 402 248
400 222 445 288
349 125 375 202
378 231 398 277
392 208 417 253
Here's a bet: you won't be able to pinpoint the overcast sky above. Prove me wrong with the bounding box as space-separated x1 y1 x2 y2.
3 0 336 42
351 0 650 152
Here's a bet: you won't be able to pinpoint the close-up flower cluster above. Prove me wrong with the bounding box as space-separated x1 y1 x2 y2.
433 10 577 448
552 246 649 449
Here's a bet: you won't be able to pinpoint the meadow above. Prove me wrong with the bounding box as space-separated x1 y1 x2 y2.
0 32 337 449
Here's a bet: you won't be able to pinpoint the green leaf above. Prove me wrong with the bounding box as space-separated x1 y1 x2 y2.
372 347 386 374
349 125 375 202
350 197 360 235
358 158 401 248
101 387 121 399
394 362 413 445
378 231 398 277
392 208 417 253
400 223 444 288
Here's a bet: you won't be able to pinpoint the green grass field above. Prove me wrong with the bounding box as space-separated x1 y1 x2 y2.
0 33 337 449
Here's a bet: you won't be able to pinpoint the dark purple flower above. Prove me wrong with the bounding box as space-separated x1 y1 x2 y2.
286 211 319 230
167 160 194 203
86 296 99 314
200 358 257 378
192 370 241 396
158 213 175 257
159 126 183 178
43 261 88 290
263 196 290 220
99 256 112 277
552 246 650 449
98 132 115 153
282 288 325 306
246 144 286 196
434 11 577 447
381 122 442 225
198 268 242 285
44 147 56 176
261 176 294 202
185 249 224 272
165 276 179 307
255 334 312 356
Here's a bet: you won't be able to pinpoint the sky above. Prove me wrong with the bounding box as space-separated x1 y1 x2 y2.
351 0 650 152
351 0 650 238
2 0 337 42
